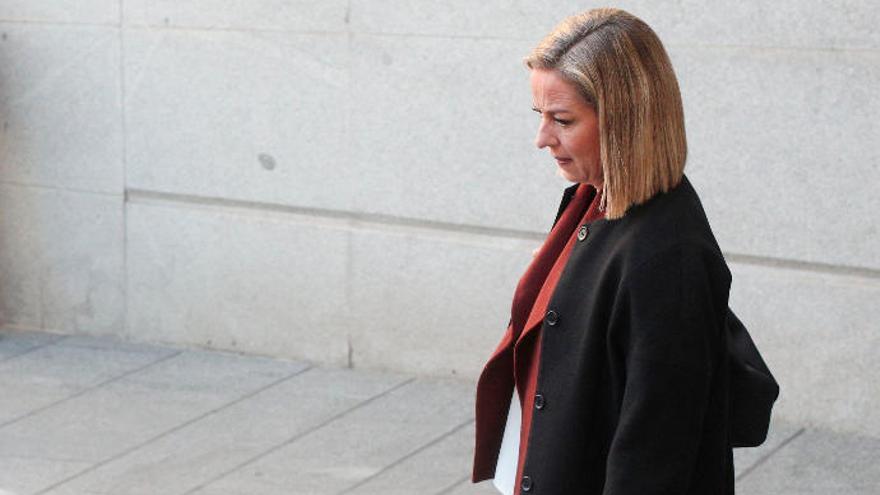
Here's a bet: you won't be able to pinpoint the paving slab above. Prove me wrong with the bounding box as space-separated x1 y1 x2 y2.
0 337 176 426
189 378 475 495
0 456 92 495
736 426 880 495
0 330 877 495
342 420 476 495
40 367 407 495
445 477 500 495
0 343 307 494
0 330 65 362
53 334 176 354
734 415 806 479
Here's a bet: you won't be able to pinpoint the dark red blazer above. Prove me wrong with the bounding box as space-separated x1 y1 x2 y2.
473 176 735 494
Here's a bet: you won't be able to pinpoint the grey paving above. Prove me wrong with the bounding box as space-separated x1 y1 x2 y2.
0 331 64 362
0 329 877 495
0 335 176 426
736 427 880 495
41 367 405 495
188 377 472 495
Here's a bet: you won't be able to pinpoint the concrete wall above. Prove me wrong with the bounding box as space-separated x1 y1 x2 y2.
1 2 877 437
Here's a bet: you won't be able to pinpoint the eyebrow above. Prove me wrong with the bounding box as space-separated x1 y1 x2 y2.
532 106 572 114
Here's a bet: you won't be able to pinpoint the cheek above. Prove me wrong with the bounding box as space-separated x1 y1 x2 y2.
583 127 600 160
572 129 597 158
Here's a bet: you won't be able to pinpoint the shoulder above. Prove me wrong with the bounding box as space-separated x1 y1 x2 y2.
598 175 729 282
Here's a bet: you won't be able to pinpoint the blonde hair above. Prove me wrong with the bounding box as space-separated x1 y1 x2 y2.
525 8 687 219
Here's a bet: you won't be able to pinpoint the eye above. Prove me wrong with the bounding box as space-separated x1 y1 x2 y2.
554 118 573 127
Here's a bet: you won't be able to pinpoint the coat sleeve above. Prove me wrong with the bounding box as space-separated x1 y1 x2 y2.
603 244 728 495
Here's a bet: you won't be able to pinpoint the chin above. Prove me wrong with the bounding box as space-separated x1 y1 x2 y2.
556 169 580 183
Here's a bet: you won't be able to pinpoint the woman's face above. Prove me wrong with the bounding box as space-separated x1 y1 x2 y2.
530 68 602 187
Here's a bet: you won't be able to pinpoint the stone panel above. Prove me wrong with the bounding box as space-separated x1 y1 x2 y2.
349 0 880 50
0 23 122 193
348 223 540 377
123 0 348 32
677 46 880 270
729 261 880 437
349 33 568 232
126 199 351 366
0 184 124 335
123 28 352 212
0 1 118 24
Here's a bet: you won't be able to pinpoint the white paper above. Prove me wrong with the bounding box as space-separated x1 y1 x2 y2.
492 390 522 495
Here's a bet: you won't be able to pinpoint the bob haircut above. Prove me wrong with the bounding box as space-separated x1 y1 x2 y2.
525 8 687 219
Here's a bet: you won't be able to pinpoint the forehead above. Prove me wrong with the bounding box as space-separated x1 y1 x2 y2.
530 69 585 109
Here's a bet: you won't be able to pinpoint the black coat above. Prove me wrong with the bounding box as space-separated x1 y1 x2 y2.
473 175 735 494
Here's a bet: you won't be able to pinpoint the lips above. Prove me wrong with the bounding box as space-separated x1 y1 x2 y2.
554 157 573 165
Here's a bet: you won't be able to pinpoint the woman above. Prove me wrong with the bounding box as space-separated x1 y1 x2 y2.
473 8 736 494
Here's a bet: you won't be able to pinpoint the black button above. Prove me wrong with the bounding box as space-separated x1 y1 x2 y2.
521 475 533 492
534 394 545 410
577 224 589 241
545 310 559 326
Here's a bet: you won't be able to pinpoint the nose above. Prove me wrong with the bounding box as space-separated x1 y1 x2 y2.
534 118 558 149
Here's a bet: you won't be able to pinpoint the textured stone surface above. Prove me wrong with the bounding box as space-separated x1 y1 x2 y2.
0 1 877 444
40 367 405 495
0 184 124 335
0 23 122 193
190 378 474 495
0 1 118 24
736 427 880 495
125 200 352 366
123 0 348 31
123 28 352 212
348 32 566 232
0 455 92 495
344 421 476 495
0 348 303 494
679 47 880 270
729 261 880 437
614 0 880 50
0 331 875 495
447 479 501 495
0 329 64 362
349 0 880 50
734 416 806 479
348 224 539 377
0 340 174 425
